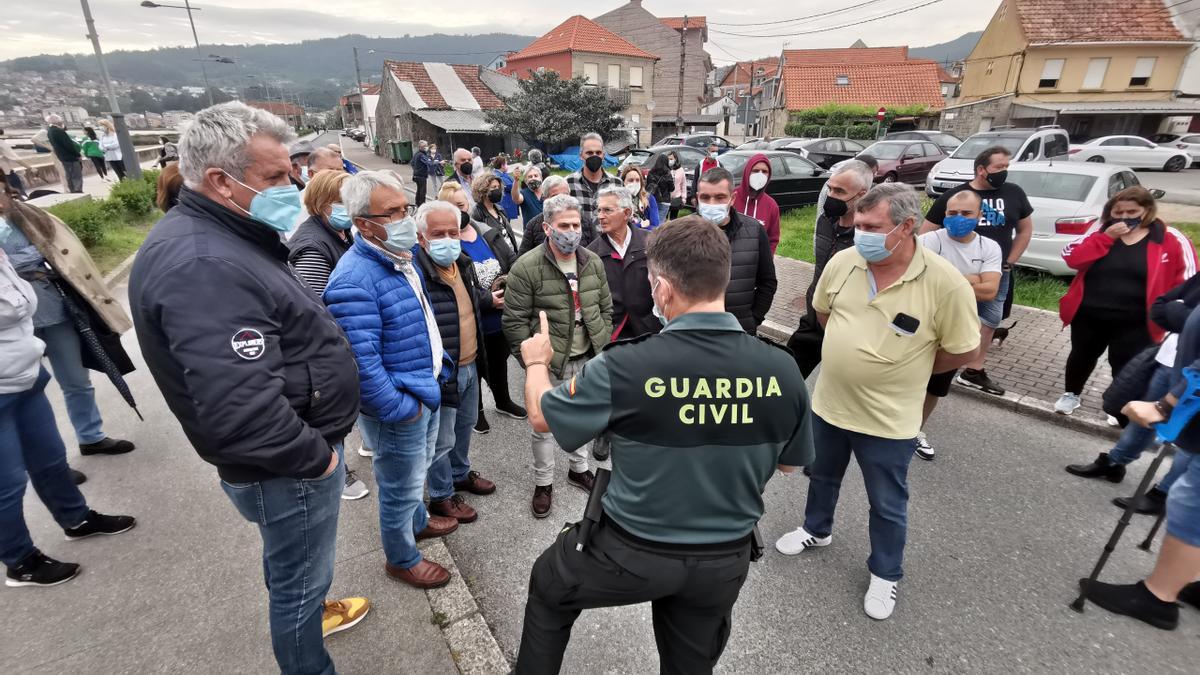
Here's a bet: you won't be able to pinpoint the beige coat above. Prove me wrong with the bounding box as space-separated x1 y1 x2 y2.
7 200 133 334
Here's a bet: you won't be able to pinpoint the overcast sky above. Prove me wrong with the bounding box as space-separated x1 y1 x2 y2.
2 0 1001 63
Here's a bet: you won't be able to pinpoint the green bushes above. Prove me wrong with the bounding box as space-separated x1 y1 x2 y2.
783 122 879 140
48 169 161 248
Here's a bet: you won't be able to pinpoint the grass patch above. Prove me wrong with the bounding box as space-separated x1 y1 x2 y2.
88 220 155 276
45 169 162 278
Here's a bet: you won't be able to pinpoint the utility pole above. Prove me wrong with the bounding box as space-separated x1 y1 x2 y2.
675 16 687 135
744 59 756 140
79 0 142 179
182 1 213 106
352 46 373 146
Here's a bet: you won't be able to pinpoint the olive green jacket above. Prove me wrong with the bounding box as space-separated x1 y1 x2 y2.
502 242 613 377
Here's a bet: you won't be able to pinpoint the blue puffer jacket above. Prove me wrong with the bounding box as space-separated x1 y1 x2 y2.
324 238 442 423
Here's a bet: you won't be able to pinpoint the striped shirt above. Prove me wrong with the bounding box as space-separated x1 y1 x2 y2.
565 170 622 232
292 249 335 296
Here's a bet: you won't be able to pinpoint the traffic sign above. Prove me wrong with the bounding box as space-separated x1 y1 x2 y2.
876 107 887 121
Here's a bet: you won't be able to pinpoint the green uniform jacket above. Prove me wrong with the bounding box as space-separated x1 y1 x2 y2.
503 242 613 377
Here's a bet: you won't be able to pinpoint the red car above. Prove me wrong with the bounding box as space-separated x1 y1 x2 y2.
857 140 947 185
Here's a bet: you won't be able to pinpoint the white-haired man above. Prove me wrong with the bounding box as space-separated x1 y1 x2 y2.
129 102 370 672
503 193 612 517
774 183 980 621
323 171 459 590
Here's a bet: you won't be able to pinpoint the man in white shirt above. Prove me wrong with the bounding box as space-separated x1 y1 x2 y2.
915 189 1001 460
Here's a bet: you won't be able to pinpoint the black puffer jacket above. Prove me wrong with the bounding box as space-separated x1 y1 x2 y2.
414 247 489 407
723 211 777 333
806 213 856 315
586 227 659 340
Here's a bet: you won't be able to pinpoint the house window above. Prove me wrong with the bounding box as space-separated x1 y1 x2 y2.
835 75 850 86
997 2 1007 21
1082 58 1109 89
1038 59 1064 88
631 113 640 124
583 62 599 85
986 61 994 76
630 66 644 88
608 64 620 87
1130 57 1156 87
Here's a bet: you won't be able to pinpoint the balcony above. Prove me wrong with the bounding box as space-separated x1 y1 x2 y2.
605 86 632 107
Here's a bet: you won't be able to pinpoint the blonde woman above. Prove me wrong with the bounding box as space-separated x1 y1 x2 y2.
619 164 660 230
96 119 125 180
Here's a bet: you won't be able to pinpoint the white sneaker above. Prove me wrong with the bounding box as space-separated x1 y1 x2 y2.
774 526 831 556
341 470 369 500
863 574 898 620
1106 415 1120 427
357 445 374 458
915 432 934 461
1054 393 1081 415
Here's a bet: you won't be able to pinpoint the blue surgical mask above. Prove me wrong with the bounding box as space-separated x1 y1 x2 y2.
854 222 903 263
328 204 352 230
0 217 12 245
698 202 729 225
428 238 461 267
300 166 310 182
944 215 978 238
223 171 302 233
379 217 418 254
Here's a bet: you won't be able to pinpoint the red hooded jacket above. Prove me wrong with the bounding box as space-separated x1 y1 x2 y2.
732 152 781 253
1059 219 1197 341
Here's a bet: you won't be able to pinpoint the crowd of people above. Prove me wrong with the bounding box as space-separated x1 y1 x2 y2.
3 99 1200 674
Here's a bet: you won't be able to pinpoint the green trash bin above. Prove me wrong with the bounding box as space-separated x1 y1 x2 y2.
396 140 413 164
388 141 401 164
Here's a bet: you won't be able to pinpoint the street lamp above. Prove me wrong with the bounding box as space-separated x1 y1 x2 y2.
78 0 141 179
140 0 213 106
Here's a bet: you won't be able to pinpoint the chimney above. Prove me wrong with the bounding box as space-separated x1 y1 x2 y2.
630 0 642 5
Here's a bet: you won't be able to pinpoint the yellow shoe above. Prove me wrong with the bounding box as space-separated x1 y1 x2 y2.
322 597 371 638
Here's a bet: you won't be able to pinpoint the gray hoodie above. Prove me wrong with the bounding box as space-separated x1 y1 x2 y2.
0 249 44 394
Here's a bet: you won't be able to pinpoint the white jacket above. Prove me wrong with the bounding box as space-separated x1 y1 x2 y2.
0 248 44 394
99 132 122 162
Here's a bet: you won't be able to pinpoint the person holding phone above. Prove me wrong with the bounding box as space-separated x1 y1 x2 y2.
774 183 980 621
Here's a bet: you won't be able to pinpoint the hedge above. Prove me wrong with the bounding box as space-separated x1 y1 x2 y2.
47 169 161 248
783 122 879 140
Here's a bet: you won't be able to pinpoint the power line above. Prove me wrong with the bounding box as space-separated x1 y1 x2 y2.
710 0 947 39
360 47 510 57
707 0 891 27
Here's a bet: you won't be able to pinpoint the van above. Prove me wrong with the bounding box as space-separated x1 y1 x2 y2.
925 126 1071 197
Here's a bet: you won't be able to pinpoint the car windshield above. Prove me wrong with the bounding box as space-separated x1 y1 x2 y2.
860 143 905 159
929 133 962 147
718 154 750 177
768 138 799 149
952 135 1025 159
1006 170 1097 202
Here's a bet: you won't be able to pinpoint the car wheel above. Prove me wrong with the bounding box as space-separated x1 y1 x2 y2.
882 173 897 183
1165 156 1187 172
1086 156 1105 163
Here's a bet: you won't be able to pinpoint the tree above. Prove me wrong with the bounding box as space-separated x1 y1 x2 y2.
486 70 626 148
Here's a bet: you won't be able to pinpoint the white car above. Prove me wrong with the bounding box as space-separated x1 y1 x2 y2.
1154 132 1200 167
1067 135 1191 172
1007 162 1165 276
926 126 1071 197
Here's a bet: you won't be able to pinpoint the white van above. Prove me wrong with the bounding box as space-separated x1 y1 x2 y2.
925 126 1071 197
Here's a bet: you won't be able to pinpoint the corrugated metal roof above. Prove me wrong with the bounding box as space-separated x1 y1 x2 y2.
412 109 496 133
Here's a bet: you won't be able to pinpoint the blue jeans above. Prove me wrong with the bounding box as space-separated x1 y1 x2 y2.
358 407 439 569
429 362 479 501
36 320 106 444
657 202 670 225
1166 452 1200 546
1 368 90 567
1110 364 1174 467
221 443 343 675
803 414 916 582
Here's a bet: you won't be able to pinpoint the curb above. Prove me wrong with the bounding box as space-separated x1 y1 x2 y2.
419 539 510 674
757 319 1121 441
103 251 138 287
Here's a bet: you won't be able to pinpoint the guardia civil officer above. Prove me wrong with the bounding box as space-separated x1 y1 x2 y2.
514 216 815 674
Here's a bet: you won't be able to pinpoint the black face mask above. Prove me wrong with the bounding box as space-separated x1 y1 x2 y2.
460 211 471 229
1119 217 1143 229
460 162 473 176
823 195 849 221
584 155 604 172
985 170 1007 188
526 179 542 190
488 188 504 204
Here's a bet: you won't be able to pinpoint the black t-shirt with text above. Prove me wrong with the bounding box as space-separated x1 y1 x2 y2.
926 182 1034 262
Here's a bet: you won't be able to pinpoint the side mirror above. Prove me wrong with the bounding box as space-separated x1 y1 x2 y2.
1151 189 1167 200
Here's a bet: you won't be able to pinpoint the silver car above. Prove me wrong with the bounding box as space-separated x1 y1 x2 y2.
1008 162 1165 276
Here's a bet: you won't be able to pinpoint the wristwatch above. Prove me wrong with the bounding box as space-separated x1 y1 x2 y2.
1155 399 1175 418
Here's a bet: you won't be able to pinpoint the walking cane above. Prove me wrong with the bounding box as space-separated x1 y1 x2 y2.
1139 512 1167 552
1071 367 1200 613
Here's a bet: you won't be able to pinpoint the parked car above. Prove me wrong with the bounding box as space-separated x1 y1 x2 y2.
736 137 801 151
926 126 1071 196
619 148 653 172
1068 135 1191 172
657 133 736 154
1153 133 1200 166
622 144 709 194
778 137 867 169
1006 162 1166 276
884 130 963 154
716 150 828 210
856 140 946 185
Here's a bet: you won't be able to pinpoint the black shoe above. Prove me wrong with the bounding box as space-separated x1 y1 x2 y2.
1179 581 1200 610
1113 486 1167 515
474 412 490 435
955 368 1005 396
79 437 135 456
1066 453 1126 483
70 468 87 485
494 400 528 420
1079 579 1179 630
63 510 136 541
567 470 595 493
5 549 80 588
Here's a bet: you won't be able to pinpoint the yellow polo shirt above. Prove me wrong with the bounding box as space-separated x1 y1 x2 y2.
812 241 980 439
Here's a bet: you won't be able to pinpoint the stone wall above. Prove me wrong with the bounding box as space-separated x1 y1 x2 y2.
938 95 1015 138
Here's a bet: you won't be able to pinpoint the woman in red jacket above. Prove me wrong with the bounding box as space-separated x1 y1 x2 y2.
1054 186 1197 415
732 153 781 254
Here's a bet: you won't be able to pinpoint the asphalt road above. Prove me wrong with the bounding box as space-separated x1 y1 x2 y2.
1135 166 1200 207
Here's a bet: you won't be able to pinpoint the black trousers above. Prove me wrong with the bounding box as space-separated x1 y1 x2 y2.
1065 309 1153 395
414 175 427 205
88 156 107 178
108 160 126 181
516 519 751 675
479 329 517 409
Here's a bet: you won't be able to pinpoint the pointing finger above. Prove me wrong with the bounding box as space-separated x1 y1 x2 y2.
539 310 549 336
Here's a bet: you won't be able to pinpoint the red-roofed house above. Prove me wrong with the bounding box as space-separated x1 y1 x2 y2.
502 15 660 145
947 0 1198 140
340 83 381 141
372 60 520 160
717 57 781 133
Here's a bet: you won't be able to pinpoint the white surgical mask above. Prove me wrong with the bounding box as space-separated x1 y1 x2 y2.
748 172 769 191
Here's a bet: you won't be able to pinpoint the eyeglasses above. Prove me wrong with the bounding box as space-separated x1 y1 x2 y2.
362 204 417 220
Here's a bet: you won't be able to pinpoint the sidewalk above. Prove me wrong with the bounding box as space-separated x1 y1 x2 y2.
761 256 1115 429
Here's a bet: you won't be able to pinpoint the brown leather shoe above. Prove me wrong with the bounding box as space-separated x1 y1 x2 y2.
416 515 459 540
567 470 596 493
531 484 552 519
429 494 478 523
385 559 450 589
454 470 496 495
